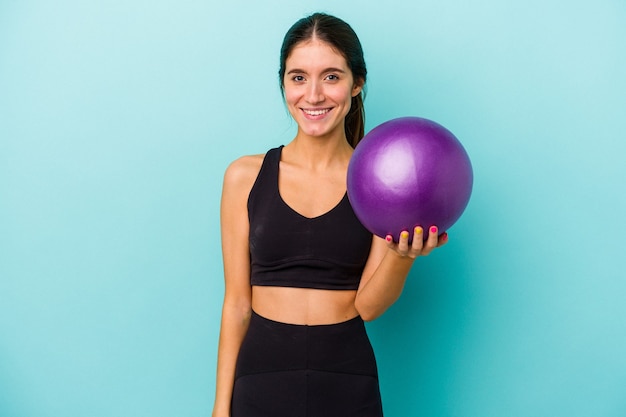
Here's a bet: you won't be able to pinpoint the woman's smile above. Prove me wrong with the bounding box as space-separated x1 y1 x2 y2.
301 107 333 119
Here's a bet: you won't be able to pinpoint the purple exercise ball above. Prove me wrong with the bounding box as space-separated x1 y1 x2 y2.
347 117 473 241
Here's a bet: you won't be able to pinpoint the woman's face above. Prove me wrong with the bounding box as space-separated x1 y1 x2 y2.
283 39 362 140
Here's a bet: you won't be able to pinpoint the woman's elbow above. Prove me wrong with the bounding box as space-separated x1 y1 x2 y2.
360 311 379 322
354 300 383 322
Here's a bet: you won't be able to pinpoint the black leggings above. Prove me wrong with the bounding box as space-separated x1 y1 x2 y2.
232 310 384 417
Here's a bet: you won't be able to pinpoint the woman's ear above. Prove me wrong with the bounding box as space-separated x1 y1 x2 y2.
352 78 364 97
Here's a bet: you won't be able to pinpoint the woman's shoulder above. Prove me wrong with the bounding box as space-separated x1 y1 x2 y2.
222 153 266 191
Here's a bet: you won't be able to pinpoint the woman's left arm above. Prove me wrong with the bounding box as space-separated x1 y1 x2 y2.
354 226 448 321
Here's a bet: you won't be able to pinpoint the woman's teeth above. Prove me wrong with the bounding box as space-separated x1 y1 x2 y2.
304 109 330 116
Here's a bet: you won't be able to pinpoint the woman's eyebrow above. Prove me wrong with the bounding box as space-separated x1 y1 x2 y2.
287 67 347 74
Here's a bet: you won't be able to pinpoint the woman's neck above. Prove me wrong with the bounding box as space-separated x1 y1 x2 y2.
284 133 353 171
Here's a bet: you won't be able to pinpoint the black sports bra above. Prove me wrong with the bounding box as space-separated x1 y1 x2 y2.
248 146 372 290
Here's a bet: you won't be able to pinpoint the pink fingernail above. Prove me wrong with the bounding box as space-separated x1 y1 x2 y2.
385 235 392 242
430 226 437 234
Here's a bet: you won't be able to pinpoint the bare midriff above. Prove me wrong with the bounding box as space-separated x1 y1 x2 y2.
251 286 359 325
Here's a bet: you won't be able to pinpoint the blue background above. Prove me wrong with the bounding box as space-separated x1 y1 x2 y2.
1 1 625 416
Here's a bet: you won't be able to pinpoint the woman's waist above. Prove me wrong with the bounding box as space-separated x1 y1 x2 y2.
251 285 359 325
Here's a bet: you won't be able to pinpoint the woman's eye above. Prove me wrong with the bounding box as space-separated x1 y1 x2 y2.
292 75 305 82
326 74 339 81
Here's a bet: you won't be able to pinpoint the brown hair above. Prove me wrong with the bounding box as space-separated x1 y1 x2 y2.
279 13 367 147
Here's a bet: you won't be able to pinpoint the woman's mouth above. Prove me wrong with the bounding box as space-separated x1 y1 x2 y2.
302 108 332 117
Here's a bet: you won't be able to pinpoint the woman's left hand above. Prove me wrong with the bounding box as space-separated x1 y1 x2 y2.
385 226 448 259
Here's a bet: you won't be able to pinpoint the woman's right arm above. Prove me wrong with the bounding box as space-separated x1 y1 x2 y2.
212 156 261 417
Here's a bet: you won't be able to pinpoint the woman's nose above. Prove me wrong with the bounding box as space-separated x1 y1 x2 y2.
306 81 324 104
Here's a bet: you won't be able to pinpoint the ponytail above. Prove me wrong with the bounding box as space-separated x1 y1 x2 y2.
345 92 365 148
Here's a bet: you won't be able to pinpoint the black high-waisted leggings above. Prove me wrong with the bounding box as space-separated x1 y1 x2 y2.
231 310 384 417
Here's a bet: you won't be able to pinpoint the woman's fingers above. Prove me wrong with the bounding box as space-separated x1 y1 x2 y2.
411 227 424 253
420 226 439 255
386 225 447 258
397 230 410 256
437 231 449 247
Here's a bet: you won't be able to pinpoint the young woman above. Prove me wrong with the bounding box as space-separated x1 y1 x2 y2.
212 13 447 417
